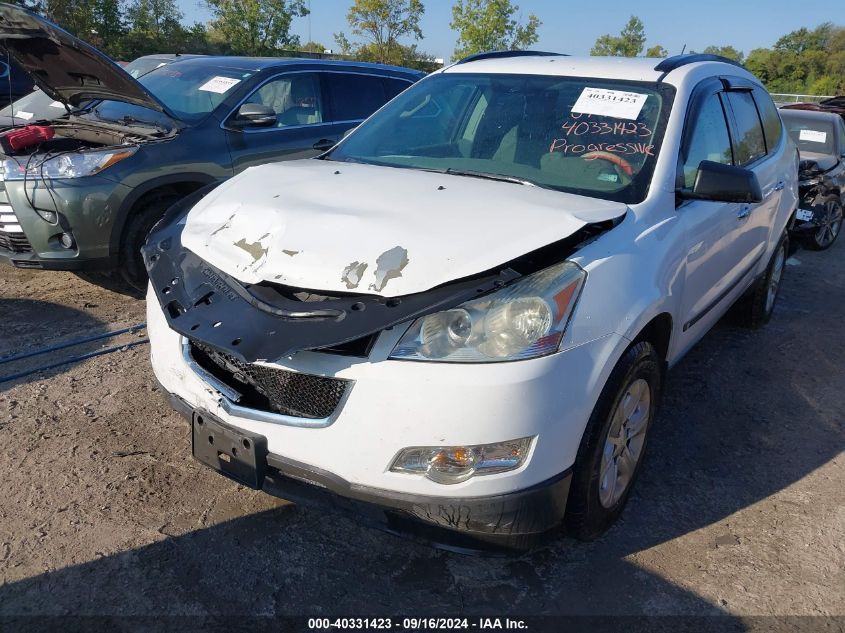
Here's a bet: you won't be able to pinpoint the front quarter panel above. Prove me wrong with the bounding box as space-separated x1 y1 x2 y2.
566 190 687 363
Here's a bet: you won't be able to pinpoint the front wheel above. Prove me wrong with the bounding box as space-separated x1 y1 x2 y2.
119 193 181 291
565 341 662 541
806 195 843 251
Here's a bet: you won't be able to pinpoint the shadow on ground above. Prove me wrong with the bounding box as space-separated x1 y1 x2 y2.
0 243 842 626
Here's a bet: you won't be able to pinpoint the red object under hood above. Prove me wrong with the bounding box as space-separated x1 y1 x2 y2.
0 125 55 154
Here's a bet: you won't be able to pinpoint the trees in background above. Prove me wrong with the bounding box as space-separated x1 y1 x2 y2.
591 16 650 57
334 0 432 69
205 0 308 56
7 0 845 95
449 0 540 61
745 23 845 95
589 16 844 95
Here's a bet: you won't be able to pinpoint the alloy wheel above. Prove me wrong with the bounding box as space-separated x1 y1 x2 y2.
599 378 652 509
814 199 843 249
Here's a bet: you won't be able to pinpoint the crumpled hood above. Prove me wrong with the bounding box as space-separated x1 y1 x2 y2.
182 160 627 297
800 151 840 173
0 4 168 113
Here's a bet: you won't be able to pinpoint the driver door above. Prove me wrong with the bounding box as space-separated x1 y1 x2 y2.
675 80 752 350
224 72 338 173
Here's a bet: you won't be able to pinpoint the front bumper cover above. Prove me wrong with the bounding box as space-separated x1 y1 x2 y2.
164 386 570 553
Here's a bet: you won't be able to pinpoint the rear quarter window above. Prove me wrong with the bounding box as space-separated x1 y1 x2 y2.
753 87 783 152
725 91 767 165
327 73 387 122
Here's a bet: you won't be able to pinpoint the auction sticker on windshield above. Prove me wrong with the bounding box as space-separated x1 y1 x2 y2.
572 87 648 120
199 76 241 94
799 129 827 143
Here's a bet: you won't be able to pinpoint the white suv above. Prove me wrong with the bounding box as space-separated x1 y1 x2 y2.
144 52 797 551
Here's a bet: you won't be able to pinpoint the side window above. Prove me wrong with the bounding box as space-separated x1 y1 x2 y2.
382 77 412 100
679 93 733 189
752 87 782 152
725 91 766 165
243 73 324 127
838 118 845 155
327 73 387 121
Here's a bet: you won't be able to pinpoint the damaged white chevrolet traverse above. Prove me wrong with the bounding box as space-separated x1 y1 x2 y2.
145 52 797 551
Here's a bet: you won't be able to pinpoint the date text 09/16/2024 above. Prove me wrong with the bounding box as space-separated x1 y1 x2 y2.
307 617 528 630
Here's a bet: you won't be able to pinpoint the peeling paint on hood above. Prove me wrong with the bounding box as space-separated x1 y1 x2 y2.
181 160 628 297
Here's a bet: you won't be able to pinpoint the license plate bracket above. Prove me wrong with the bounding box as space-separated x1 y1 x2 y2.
192 411 268 489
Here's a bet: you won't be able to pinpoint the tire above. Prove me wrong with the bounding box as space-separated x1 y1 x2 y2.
119 192 181 291
565 341 663 541
74 271 143 299
739 232 788 329
805 194 843 251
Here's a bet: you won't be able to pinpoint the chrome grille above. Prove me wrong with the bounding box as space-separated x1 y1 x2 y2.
0 194 31 253
189 340 350 420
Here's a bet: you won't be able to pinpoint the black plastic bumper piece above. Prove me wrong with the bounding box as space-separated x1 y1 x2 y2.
0 246 116 271
159 385 570 553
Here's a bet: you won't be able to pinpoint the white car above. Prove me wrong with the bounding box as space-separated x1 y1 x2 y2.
144 52 798 551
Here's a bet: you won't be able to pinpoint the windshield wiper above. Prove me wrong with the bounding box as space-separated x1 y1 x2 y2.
442 168 540 187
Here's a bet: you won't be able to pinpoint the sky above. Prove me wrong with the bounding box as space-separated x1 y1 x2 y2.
178 0 834 62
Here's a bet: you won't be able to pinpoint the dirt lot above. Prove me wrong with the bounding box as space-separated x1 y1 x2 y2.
0 239 843 630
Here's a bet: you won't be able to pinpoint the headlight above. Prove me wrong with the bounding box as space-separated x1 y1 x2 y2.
389 261 586 362
390 437 534 484
2 147 137 181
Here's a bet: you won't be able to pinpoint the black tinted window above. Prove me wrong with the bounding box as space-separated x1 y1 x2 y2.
680 93 733 188
327 73 387 121
382 77 412 100
753 87 782 152
726 91 766 165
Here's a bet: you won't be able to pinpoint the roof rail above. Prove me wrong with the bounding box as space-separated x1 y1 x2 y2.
455 50 567 65
654 54 744 73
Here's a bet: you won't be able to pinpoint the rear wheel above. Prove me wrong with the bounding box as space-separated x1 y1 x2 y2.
739 232 788 329
806 195 843 251
119 192 181 291
565 341 662 541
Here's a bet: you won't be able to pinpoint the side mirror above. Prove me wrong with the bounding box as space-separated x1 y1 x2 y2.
678 160 763 203
231 103 276 128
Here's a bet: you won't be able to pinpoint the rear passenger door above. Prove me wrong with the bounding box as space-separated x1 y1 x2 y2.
324 72 413 134
223 71 337 173
721 81 785 268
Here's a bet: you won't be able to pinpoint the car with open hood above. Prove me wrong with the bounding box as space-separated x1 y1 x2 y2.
0 4 423 288
779 108 845 250
146 52 798 551
0 53 204 129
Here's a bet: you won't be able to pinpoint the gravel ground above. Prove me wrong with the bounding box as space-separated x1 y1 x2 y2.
0 239 843 631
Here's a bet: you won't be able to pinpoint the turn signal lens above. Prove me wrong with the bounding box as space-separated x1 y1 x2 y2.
390 437 534 484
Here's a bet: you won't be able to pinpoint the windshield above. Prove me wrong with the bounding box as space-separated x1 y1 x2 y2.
329 73 674 203
0 55 183 122
0 88 62 120
782 114 836 154
93 63 253 125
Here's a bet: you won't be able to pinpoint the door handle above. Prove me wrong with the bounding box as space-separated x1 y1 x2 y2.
774 181 785 191
313 139 336 152
737 206 751 220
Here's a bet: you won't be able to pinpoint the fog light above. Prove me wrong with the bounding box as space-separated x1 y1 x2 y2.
35 208 57 223
389 437 533 484
59 232 74 249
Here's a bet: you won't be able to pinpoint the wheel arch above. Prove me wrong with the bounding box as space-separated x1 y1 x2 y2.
110 173 218 254
630 312 674 367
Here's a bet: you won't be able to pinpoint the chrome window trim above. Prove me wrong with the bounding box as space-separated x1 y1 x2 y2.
181 337 353 429
220 69 413 134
